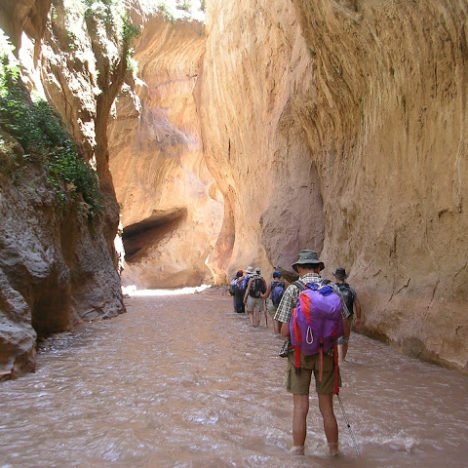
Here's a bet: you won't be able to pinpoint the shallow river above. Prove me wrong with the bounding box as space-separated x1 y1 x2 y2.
1 289 467 468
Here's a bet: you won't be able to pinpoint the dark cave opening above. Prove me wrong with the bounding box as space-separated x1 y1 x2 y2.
122 208 188 263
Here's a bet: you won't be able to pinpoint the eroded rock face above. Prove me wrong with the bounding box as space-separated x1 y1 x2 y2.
2 0 467 378
199 0 468 371
108 11 224 288
0 0 126 379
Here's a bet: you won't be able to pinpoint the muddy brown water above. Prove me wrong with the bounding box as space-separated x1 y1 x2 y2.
1 288 467 468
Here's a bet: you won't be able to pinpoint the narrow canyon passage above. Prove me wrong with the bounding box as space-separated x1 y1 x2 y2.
0 290 467 468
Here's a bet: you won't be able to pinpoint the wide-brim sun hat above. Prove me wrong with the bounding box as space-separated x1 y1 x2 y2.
291 249 325 272
245 266 254 274
333 267 348 279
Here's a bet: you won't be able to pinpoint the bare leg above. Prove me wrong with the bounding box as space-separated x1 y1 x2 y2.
274 319 281 334
292 394 309 450
318 394 339 455
247 310 254 326
252 309 259 327
338 343 349 363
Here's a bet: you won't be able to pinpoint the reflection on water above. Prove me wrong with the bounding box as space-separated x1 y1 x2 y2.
1 290 467 468
122 285 211 297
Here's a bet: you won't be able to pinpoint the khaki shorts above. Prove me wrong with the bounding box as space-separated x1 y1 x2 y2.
286 350 341 395
246 295 263 312
266 298 277 316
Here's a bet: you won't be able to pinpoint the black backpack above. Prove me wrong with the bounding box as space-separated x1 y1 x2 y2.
249 276 266 298
335 282 354 315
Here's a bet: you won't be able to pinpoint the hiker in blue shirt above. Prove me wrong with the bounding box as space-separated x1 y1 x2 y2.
230 270 244 313
265 270 286 335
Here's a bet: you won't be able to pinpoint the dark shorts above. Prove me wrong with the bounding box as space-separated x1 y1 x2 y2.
286 350 341 395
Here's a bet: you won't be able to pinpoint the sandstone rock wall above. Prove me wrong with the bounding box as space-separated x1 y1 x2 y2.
199 0 468 371
0 0 127 379
108 5 224 288
2 0 467 378
200 0 326 273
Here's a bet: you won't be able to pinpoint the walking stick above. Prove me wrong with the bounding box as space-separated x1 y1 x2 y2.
336 394 360 457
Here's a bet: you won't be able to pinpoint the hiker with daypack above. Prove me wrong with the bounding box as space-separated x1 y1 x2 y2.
244 267 267 327
273 249 351 457
333 267 362 362
230 270 244 313
235 266 254 314
265 270 286 335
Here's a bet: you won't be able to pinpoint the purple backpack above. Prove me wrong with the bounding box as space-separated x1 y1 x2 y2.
290 281 344 355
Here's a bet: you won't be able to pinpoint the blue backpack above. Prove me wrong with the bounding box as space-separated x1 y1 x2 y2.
236 275 251 296
270 280 285 307
229 279 237 296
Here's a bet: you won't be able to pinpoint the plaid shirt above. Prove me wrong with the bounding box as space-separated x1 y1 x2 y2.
273 273 350 323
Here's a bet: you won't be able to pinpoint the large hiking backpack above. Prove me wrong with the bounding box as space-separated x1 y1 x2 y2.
249 276 266 298
229 278 237 296
236 275 250 296
290 281 344 392
270 280 285 307
335 282 354 315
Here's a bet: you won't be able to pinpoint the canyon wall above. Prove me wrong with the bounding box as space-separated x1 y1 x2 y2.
108 3 224 288
1 0 467 377
0 0 127 379
198 0 468 371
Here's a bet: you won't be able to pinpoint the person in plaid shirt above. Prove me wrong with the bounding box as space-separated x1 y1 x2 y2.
274 250 350 457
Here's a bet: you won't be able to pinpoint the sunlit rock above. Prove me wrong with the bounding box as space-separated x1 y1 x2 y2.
198 0 468 371
108 10 224 288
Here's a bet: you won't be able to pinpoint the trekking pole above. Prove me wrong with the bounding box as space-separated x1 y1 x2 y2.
336 394 360 457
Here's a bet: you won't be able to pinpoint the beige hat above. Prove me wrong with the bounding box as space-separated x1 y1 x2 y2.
245 266 254 274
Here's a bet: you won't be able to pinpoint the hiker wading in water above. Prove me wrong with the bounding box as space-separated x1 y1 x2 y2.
244 267 267 327
274 250 350 457
333 267 362 362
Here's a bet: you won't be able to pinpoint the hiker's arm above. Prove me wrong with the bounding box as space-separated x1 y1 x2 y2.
354 297 362 329
243 278 252 303
261 279 269 299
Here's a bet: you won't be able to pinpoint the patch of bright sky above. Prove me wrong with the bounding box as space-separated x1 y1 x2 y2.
139 0 206 23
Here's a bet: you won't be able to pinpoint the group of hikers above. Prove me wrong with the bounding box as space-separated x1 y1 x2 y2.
228 249 362 457
229 265 286 331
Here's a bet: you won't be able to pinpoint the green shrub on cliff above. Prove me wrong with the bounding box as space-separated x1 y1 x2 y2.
0 58 102 220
